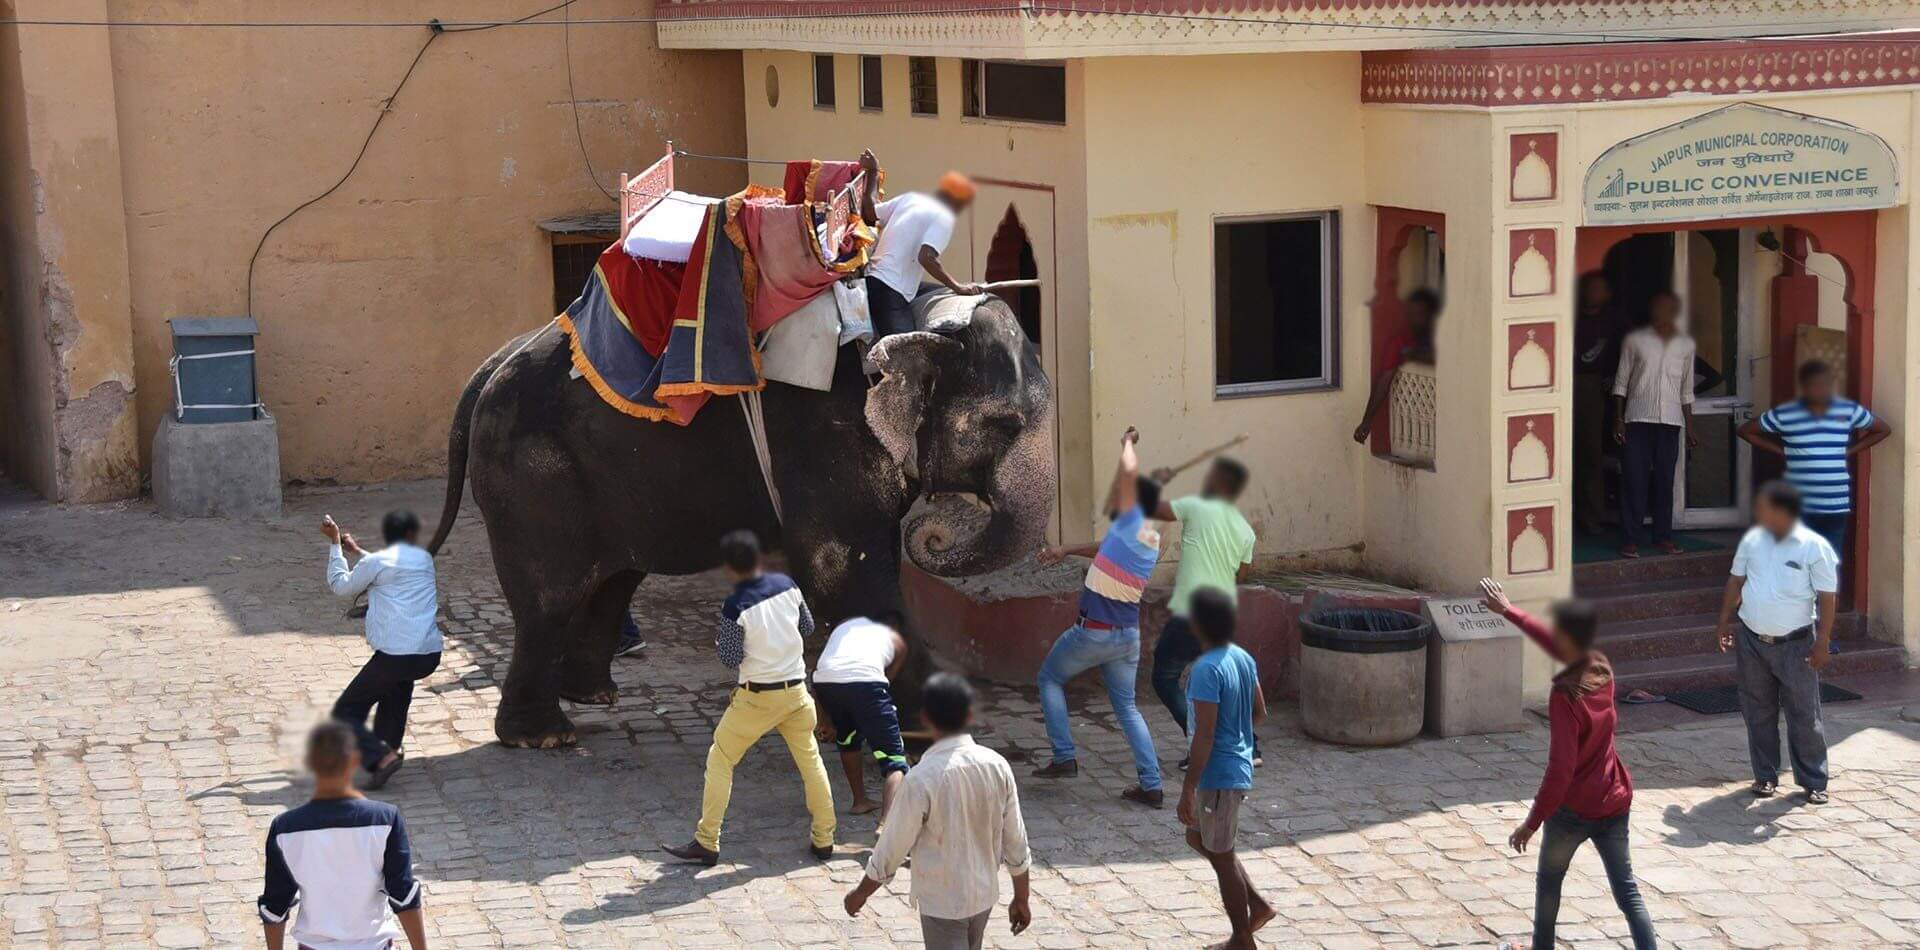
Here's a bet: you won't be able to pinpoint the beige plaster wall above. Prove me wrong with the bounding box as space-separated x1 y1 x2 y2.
0 0 140 502
1081 53 1371 567
1362 107 1501 594
740 50 1094 543
89 0 744 486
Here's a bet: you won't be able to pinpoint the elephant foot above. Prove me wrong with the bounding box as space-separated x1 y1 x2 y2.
560 664 618 707
561 686 619 706
495 704 579 749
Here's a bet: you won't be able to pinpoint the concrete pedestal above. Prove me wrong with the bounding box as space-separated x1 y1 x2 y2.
1422 598 1526 737
152 416 282 518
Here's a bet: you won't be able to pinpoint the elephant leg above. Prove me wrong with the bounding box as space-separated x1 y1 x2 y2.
560 571 644 706
495 577 585 749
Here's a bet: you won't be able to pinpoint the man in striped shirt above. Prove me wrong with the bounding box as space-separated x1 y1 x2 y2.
1738 360 1890 560
1033 426 1164 807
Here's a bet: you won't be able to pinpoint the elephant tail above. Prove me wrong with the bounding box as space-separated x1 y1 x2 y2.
427 329 534 556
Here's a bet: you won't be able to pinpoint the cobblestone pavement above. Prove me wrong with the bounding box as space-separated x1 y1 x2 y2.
3 481 1920 949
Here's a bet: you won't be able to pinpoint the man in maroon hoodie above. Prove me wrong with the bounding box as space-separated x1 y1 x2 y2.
1481 579 1656 950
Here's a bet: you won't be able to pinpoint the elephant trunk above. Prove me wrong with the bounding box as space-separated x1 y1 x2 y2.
903 411 1056 578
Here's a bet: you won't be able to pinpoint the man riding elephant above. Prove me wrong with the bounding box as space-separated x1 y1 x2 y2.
428 296 1053 748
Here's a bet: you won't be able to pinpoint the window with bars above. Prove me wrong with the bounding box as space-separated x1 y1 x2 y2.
813 54 835 109
960 60 1065 124
860 55 883 112
910 57 938 116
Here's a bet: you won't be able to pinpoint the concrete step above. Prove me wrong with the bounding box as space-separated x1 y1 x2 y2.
1612 639 1906 696
1580 575 1728 624
1598 612 1870 661
1573 546 1735 591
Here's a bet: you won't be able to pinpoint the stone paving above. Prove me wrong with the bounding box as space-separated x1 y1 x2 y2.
2 480 1919 949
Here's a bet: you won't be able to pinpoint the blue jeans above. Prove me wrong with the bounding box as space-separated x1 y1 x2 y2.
619 612 641 646
1533 808 1657 950
1801 511 1848 562
1038 623 1161 792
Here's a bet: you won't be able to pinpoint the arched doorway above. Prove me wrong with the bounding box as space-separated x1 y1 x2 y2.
984 206 1042 351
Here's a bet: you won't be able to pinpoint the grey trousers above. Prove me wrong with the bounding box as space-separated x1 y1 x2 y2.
1734 624 1829 791
921 910 991 950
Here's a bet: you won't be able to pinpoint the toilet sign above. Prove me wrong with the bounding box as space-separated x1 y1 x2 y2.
1423 597 1522 642
1584 103 1899 225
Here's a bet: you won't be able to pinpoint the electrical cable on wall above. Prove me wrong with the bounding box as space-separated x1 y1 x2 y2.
563 0 617 201
243 0 602 318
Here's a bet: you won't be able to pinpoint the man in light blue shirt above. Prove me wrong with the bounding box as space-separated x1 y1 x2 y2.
1177 587 1271 949
323 510 443 790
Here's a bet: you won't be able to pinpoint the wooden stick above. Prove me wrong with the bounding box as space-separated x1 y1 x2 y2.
978 278 1042 291
1164 434 1249 478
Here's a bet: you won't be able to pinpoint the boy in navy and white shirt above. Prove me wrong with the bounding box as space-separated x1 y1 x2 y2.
1739 359 1891 560
664 529 837 866
260 721 425 950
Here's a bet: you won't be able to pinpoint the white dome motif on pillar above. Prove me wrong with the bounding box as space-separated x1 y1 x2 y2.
1512 138 1553 201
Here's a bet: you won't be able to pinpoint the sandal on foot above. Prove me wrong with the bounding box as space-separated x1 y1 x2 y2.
1751 780 1777 798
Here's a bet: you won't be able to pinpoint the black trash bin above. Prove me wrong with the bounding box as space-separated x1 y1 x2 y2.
1298 607 1431 746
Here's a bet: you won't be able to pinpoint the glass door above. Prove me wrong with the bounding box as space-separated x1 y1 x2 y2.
1672 229 1756 529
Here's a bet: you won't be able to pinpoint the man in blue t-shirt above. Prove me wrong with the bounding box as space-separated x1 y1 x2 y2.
1033 426 1165 806
1178 587 1272 949
1738 359 1890 561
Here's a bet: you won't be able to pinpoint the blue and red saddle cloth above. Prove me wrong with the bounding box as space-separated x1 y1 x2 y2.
557 160 873 424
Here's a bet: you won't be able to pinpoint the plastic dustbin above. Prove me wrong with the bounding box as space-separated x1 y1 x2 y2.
1299 607 1430 746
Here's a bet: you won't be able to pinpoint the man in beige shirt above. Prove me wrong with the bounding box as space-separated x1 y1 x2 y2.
844 674 1032 950
1611 290 1697 558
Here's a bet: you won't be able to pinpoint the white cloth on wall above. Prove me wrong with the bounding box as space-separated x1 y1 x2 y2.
622 191 719 264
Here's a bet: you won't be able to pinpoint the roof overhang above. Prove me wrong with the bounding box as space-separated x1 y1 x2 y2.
657 0 1920 58
1363 31 1920 107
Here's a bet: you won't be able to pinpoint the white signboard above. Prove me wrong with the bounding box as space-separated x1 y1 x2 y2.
1422 597 1521 643
1584 103 1899 225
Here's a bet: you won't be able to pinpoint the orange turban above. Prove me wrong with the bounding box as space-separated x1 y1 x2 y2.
937 171 977 204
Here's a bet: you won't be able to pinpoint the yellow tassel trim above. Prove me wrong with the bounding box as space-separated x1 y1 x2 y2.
556 313 676 422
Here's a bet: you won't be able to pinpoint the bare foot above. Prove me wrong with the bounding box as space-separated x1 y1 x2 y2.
849 799 880 815
1249 904 1276 934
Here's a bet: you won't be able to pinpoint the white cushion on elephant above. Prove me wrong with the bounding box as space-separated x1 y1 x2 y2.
621 191 719 264
760 291 842 392
910 289 990 334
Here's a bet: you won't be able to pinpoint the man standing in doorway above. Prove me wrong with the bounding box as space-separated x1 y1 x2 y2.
1713 481 1837 804
857 149 982 337
1148 457 1258 768
323 510 443 791
1612 290 1697 558
1738 359 1891 562
1572 273 1628 535
1353 288 1442 445
664 530 837 865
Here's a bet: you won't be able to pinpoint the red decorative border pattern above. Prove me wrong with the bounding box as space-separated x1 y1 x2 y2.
1364 33 1920 106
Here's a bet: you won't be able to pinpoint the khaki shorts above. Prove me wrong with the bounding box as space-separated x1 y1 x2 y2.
1194 788 1247 853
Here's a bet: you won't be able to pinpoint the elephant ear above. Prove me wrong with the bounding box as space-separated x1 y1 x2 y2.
865 331 963 473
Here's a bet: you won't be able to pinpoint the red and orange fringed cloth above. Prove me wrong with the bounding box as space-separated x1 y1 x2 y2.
557 161 874 424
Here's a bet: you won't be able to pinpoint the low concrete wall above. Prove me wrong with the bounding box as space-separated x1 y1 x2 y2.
901 561 1431 699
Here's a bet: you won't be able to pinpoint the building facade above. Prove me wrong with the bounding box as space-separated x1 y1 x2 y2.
0 0 744 501
660 0 1920 686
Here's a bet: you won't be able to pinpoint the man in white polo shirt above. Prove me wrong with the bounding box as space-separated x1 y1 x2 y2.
1712 481 1837 804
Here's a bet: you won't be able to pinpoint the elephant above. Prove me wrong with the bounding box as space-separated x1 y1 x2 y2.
426 297 1055 748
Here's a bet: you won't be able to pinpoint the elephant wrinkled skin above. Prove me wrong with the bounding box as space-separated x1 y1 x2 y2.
428 298 1054 747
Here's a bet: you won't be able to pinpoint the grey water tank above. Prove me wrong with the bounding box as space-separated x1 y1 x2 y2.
168 316 260 423
1299 607 1430 746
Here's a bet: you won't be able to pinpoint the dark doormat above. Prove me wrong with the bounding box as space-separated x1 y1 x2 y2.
1665 682 1865 715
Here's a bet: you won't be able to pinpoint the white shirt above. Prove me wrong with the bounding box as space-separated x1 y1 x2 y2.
1612 327 1696 426
814 617 898 685
866 734 1032 920
327 543 443 656
1732 523 1839 637
869 193 956 300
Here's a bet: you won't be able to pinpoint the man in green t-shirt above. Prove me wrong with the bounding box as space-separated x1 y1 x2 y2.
1149 457 1258 766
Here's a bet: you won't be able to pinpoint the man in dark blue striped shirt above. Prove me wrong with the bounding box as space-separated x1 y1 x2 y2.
1738 360 1890 560
259 722 426 950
